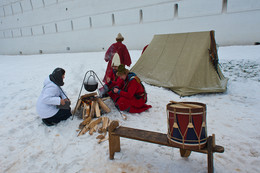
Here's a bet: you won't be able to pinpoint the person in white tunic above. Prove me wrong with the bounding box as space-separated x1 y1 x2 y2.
37 68 71 126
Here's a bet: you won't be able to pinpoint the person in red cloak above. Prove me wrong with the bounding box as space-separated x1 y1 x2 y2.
112 64 152 113
100 53 124 101
103 33 131 82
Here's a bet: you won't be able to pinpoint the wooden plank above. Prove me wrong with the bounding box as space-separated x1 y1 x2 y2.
112 126 224 154
112 127 170 145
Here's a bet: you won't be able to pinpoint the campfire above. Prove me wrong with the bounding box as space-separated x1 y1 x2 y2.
74 92 114 143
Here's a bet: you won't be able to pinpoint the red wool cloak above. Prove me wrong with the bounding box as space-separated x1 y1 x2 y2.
103 42 131 82
116 76 152 113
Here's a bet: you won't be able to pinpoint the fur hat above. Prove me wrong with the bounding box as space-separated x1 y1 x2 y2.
111 53 121 67
116 33 124 41
116 64 129 76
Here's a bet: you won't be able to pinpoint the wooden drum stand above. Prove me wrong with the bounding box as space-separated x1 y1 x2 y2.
108 121 224 173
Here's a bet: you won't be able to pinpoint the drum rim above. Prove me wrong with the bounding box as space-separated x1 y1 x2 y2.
167 134 207 150
167 101 206 113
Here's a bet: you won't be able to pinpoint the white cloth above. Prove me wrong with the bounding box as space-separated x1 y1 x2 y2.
36 77 66 119
111 53 121 67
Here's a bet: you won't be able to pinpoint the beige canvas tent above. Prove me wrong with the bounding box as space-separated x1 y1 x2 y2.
131 31 228 96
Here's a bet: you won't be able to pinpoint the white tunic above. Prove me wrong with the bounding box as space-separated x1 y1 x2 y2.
36 77 66 119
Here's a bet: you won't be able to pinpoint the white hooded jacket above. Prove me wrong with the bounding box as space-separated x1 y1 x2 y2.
36 77 66 119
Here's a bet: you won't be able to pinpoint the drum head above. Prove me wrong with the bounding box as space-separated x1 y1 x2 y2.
169 103 203 109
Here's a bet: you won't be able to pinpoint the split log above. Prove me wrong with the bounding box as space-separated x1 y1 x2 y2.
97 98 111 113
89 101 96 118
80 92 97 100
102 117 109 132
96 134 105 140
73 99 82 115
95 101 101 118
89 124 98 135
107 119 111 131
77 117 102 136
84 103 90 119
98 136 109 144
102 97 110 101
77 124 90 136
82 103 86 119
79 116 92 129
88 117 102 129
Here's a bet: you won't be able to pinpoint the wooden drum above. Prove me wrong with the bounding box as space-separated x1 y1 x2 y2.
167 101 207 150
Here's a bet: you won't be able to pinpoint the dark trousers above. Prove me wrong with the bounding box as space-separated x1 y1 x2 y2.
42 109 72 126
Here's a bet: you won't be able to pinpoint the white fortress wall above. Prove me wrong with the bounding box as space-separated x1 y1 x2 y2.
0 0 260 55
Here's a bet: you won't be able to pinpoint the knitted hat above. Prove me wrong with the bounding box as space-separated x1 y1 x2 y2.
111 53 121 67
116 64 129 76
116 33 124 41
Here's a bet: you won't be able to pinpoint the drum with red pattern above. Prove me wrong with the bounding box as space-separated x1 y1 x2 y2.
167 102 207 150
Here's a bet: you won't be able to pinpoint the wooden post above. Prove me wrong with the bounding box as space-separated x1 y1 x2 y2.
207 136 214 173
180 148 191 157
109 121 120 159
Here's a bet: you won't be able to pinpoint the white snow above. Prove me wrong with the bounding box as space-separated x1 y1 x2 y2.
0 45 260 173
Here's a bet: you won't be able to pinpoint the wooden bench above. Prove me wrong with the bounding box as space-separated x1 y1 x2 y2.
109 121 224 173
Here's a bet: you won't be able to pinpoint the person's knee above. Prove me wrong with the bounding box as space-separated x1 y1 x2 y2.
116 100 130 112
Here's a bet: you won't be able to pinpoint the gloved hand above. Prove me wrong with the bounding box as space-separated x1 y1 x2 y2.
104 84 109 92
98 84 109 97
112 86 120 94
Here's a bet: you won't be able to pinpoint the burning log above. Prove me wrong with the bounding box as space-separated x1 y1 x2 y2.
74 92 111 120
80 92 97 100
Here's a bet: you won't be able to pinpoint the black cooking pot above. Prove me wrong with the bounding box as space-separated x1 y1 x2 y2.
84 75 98 92
84 83 98 92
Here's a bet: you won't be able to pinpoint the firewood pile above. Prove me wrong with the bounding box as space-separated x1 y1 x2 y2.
73 92 111 119
74 92 113 143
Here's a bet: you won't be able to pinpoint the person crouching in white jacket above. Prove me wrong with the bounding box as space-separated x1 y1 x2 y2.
37 68 72 126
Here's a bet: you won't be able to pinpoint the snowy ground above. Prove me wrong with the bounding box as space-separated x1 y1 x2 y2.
0 45 260 173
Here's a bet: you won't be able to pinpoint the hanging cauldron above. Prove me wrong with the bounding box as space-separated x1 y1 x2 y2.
72 70 104 119
84 72 98 92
